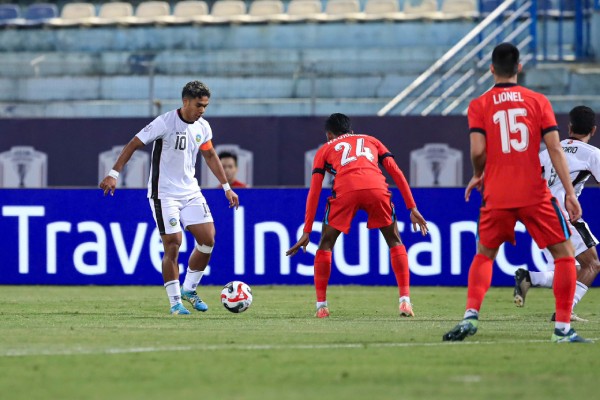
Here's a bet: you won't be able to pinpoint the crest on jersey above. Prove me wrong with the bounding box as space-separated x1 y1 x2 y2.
169 218 178 226
195 134 201 143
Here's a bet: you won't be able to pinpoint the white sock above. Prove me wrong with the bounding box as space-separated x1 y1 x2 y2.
316 301 328 309
555 322 570 334
530 270 554 288
572 281 588 310
399 296 411 304
464 309 479 320
164 280 182 307
182 267 204 292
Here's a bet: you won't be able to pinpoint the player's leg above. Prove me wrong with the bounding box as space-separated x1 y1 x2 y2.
570 220 600 315
573 246 600 310
314 224 342 318
444 207 509 341
313 194 354 318
179 196 215 312
366 189 414 316
521 199 590 342
149 198 189 315
514 248 555 307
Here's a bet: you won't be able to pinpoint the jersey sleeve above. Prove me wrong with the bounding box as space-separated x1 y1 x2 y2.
311 146 326 175
539 96 559 135
135 117 167 145
373 137 393 161
382 157 416 209
200 120 214 145
589 149 600 182
303 173 325 233
467 98 485 135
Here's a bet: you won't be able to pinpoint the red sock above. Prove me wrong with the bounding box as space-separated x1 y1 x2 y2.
465 254 493 312
314 250 332 302
390 245 410 297
553 257 576 323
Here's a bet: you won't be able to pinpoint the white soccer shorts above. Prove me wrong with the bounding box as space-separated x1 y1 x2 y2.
149 195 214 235
542 218 599 271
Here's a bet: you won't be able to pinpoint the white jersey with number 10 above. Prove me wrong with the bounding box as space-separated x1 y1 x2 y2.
136 109 213 200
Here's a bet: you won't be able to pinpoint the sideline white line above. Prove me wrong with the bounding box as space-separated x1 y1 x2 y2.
4 337 594 358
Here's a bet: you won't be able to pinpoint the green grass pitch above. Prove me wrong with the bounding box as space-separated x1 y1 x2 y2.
1 285 598 400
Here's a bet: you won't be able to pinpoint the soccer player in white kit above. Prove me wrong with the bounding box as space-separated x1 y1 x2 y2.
514 106 600 321
100 81 239 315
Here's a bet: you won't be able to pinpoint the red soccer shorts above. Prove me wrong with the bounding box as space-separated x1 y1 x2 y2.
477 197 571 249
324 188 395 234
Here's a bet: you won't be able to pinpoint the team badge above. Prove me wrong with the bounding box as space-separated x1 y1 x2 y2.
195 134 201 143
169 218 178 226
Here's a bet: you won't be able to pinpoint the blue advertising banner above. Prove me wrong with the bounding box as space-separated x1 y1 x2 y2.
1 188 599 286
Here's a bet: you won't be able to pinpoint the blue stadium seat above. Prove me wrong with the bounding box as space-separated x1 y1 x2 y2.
0 4 20 26
23 3 58 26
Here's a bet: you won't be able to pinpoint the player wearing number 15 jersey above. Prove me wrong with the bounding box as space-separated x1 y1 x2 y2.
286 113 428 319
443 43 591 343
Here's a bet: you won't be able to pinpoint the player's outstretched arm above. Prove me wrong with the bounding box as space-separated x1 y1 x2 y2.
286 173 325 257
99 136 145 196
544 130 582 220
201 147 239 209
381 157 416 209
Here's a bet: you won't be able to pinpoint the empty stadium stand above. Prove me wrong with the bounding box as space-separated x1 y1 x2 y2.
0 0 598 117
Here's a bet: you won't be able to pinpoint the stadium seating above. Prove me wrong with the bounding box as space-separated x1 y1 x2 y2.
435 0 479 20
282 0 324 22
89 2 134 25
48 2 96 28
206 0 247 24
152 1 209 25
403 0 438 19
126 1 171 25
321 0 362 22
362 0 406 22
0 4 20 27
21 3 58 26
239 0 286 24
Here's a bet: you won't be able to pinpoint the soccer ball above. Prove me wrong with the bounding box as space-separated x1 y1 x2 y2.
220 281 253 313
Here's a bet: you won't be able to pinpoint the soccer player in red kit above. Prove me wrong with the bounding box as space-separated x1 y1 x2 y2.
442 43 591 343
286 113 428 318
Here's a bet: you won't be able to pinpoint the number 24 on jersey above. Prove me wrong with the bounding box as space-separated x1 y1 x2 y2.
335 138 375 166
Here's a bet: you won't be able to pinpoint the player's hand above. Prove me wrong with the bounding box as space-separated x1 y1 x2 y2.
565 194 582 221
99 176 117 196
286 232 310 257
465 174 484 202
409 208 428 236
225 189 239 209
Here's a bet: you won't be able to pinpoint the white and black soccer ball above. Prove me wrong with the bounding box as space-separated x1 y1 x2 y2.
220 281 253 313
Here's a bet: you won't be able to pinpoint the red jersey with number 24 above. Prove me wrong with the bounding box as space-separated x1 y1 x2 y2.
468 83 557 208
312 133 393 196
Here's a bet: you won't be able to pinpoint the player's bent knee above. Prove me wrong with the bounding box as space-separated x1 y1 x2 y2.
196 243 214 254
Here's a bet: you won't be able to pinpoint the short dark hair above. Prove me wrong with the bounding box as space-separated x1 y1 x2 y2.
182 81 211 99
492 43 520 78
218 151 238 165
569 105 596 135
325 113 352 136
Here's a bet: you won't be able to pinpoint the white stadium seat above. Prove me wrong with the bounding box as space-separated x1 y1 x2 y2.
363 0 406 21
154 1 210 24
48 3 96 27
403 0 438 20
89 2 134 25
322 0 362 22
